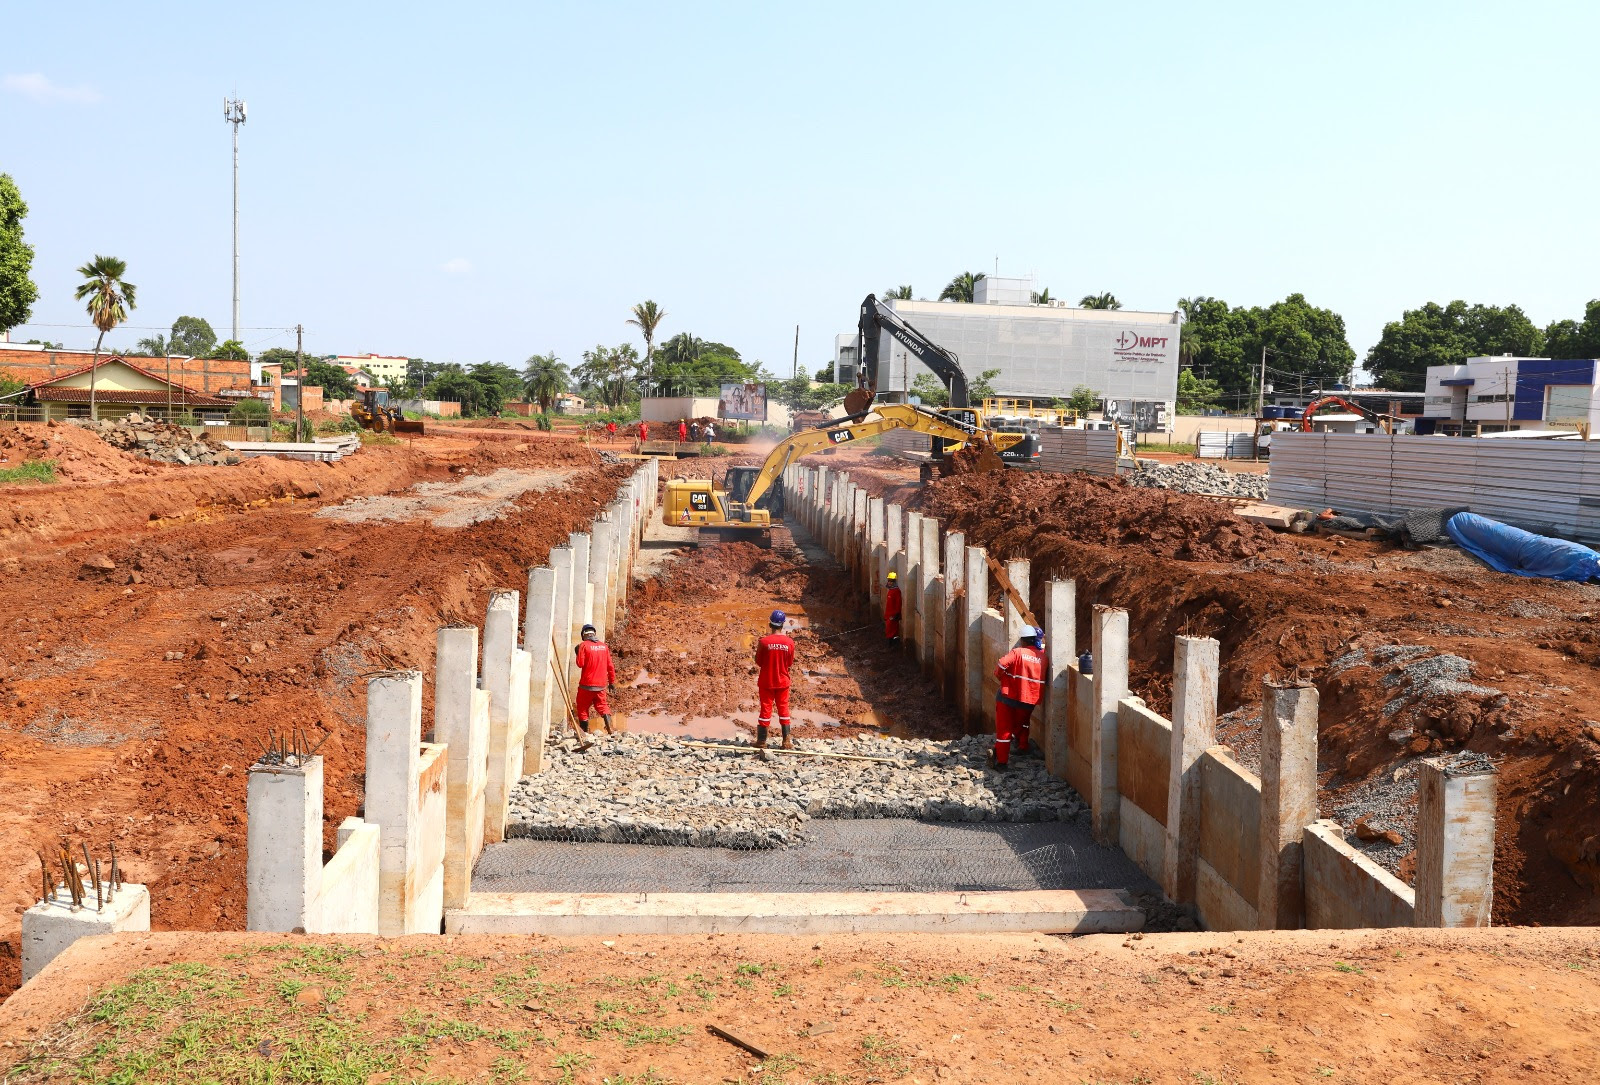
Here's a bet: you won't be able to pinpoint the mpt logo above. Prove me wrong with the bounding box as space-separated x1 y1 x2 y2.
1114 331 1170 354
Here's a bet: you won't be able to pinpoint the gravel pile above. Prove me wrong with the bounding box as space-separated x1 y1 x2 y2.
508 733 1087 849
1128 460 1269 500
72 414 241 466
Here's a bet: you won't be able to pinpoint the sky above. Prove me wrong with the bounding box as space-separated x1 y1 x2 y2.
3 0 1598 380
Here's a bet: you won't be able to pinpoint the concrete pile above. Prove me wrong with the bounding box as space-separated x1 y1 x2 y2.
507 732 1087 849
1128 459 1268 500
73 414 242 466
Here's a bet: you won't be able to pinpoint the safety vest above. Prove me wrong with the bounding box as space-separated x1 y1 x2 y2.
995 645 1046 706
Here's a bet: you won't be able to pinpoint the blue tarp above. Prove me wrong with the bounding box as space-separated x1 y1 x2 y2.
1445 512 1600 581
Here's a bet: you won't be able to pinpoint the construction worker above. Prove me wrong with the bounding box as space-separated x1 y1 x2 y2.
605 420 618 440
883 570 902 642
754 609 796 752
573 623 617 734
991 625 1046 771
637 420 649 443
677 418 689 443
703 421 716 447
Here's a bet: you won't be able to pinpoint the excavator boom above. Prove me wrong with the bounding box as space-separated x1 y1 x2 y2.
852 294 970 414
660 402 1002 535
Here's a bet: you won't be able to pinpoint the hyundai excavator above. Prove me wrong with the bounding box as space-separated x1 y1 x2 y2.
854 294 1040 476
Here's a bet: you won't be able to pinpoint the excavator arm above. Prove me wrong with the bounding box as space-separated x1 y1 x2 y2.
736 402 984 513
1299 394 1396 435
852 294 970 414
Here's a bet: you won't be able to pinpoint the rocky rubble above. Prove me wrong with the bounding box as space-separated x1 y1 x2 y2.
71 414 242 466
1128 459 1268 500
508 732 1087 849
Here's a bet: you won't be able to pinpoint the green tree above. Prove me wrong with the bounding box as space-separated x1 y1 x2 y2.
168 315 217 358
910 372 949 407
0 174 39 336
939 272 984 304
774 374 852 412
1364 301 1544 391
884 285 913 300
302 358 357 399
131 334 167 357
1255 293 1357 390
1176 367 1223 413
648 333 750 396
1543 300 1600 360
73 255 137 420
626 300 667 382
522 353 570 413
1030 288 1053 304
214 339 249 361
969 368 1002 400
1066 384 1099 414
468 361 522 414
814 364 836 383
422 368 484 414
227 397 270 423
576 344 643 408
1079 292 1121 310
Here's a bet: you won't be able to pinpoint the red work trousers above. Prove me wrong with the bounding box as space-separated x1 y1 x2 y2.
575 687 610 722
758 686 791 728
884 615 901 640
994 699 1035 765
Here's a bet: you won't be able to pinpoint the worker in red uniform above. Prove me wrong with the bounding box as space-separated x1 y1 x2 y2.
572 623 617 734
754 609 797 752
992 625 1046 771
883 570 902 642
605 421 618 440
677 418 689 443
637 420 649 442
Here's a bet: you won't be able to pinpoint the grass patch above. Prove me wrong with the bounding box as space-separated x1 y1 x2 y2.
1332 962 1364 975
0 459 56 484
859 1033 909 1077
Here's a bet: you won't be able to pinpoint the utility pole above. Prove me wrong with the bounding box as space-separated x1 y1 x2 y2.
792 324 799 380
223 97 248 342
1255 344 1268 416
1503 366 1511 432
295 324 305 443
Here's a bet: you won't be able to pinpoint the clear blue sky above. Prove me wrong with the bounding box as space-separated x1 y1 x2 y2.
3 1 1597 379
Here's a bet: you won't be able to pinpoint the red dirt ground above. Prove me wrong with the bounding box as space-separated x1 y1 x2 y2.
3 928 1598 1084
868 465 1600 928
609 535 962 740
0 424 628 1002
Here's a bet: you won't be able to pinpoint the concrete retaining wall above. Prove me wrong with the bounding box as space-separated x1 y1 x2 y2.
786 460 1497 933
239 460 662 937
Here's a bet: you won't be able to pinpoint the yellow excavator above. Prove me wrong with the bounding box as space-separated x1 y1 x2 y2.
662 401 1005 541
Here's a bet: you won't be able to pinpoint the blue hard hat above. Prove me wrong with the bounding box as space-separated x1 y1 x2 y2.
770 610 787 627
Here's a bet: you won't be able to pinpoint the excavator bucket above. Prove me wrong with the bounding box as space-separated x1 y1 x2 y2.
942 439 1006 476
843 386 875 416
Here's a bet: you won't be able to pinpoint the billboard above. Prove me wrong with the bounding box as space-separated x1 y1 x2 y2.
718 382 767 421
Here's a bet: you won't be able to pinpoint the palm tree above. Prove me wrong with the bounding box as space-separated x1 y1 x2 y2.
133 333 167 357
626 300 667 386
522 353 570 414
1031 288 1053 305
939 272 985 303
1079 291 1121 310
73 255 137 420
884 285 913 300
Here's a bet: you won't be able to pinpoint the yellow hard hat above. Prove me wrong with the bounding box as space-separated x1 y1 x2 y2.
887 571 897 580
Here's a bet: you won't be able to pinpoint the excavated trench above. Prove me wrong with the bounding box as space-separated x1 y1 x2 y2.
479 520 1162 908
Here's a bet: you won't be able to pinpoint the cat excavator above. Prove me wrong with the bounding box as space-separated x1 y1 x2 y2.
661 294 1025 540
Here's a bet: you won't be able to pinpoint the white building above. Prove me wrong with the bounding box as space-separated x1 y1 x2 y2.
833 279 1181 428
336 353 409 385
1420 356 1600 434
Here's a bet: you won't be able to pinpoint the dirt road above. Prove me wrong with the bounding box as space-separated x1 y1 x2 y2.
0 427 627 1000
3 927 1596 1083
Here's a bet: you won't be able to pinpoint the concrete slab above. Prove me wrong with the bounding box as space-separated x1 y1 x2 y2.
445 889 1144 936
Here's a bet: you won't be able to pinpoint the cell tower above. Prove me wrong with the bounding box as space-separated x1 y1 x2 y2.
223 97 247 342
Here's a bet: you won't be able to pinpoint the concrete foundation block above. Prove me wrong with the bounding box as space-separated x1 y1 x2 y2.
315 818 381 935
964 546 988 726
1044 579 1075 780
1257 679 1319 929
22 881 150 985
1164 636 1219 905
523 566 557 773
1090 607 1130 846
246 755 323 932
1414 756 1497 928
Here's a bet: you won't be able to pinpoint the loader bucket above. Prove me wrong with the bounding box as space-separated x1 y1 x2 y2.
393 418 426 435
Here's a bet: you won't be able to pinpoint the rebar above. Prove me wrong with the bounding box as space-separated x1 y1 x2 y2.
256 727 328 767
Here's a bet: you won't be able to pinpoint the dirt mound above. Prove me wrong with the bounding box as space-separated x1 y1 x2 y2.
0 422 172 485
916 471 1289 564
